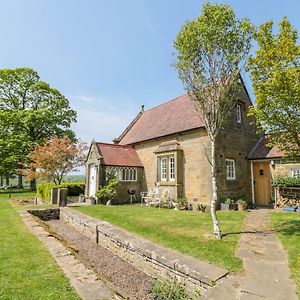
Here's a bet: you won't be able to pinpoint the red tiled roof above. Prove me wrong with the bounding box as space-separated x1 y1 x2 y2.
95 143 143 167
248 136 284 160
117 94 205 145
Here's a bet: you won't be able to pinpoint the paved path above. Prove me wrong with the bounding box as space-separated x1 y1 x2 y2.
204 209 297 299
20 211 119 300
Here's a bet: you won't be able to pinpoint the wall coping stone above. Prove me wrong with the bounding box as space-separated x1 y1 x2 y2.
61 207 228 286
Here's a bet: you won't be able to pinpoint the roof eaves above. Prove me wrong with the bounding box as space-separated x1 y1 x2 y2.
123 126 205 146
247 135 265 159
113 110 144 144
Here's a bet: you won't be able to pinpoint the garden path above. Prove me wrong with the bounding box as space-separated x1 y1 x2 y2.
204 209 297 299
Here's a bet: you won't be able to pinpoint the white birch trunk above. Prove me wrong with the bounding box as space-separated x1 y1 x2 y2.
210 138 222 239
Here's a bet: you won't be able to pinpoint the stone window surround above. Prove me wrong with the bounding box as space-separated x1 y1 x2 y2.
106 166 138 182
291 168 300 178
237 104 242 123
226 159 236 180
157 154 176 184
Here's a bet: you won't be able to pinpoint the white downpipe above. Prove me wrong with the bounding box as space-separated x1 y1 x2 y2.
251 161 255 204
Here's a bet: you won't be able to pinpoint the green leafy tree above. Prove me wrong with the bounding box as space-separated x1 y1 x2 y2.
0 68 77 190
248 18 300 156
174 3 254 239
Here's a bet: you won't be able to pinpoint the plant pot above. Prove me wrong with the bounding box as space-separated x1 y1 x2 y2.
79 194 85 203
221 203 230 210
87 197 96 205
237 203 247 211
172 202 180 210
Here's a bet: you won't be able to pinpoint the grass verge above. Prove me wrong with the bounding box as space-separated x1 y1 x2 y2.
73 205 245 272
270 212 300 297
0 192 80 300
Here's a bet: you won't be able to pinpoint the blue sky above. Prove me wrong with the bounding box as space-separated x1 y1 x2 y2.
1 0 299 144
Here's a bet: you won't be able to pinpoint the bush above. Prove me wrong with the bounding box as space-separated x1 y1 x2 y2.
224 198 236 205
36 182 85 202
150 277 190 300
96 178 119 204
272 176 300 187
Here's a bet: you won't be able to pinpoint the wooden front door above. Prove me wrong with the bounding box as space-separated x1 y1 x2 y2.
253 161 271 205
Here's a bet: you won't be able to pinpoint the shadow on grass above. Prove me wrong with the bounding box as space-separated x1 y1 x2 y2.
0 189 32 195
222 230 267 237
272 220 300 237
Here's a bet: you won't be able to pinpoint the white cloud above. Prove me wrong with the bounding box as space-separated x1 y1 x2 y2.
68 93 138 144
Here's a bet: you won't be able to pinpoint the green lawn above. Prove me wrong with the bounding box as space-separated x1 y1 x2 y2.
270 212 300 297
0 192 80 300
73 205 246 272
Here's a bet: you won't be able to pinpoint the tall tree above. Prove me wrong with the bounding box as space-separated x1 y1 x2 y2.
174 3 254 239
248 18 300 156
25 136 86 185
0 68 77 190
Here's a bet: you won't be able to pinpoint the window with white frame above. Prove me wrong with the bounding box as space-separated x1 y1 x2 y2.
170 157 175 180
121 168 137 181
161 157 167 181
291 169 300 178
158 155 176 182
105 166 137 182
237 104 242 123
226 159 236 180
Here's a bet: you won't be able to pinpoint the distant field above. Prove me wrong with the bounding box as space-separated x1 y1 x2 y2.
4 175 85 188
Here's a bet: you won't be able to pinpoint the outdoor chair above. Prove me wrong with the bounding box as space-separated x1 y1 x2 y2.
140 190 155 206
160 190 171 208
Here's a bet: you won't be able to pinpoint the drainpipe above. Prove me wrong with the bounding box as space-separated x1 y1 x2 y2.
251 161 255 204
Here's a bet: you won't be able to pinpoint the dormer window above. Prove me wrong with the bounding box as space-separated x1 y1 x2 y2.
237 104 242 123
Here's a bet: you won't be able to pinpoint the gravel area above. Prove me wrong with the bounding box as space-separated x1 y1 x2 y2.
45 219 154 300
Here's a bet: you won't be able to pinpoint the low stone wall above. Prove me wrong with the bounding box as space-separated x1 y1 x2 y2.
60 208 227 293
28 208 60 221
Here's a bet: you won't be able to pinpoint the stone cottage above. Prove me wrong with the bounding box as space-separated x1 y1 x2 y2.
248 136 300 205
86 78 290 205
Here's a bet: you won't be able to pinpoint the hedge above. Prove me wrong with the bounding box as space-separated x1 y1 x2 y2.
36 182 85 202
272 176 300 187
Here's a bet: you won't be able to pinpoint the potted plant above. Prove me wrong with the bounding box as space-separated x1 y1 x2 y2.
172 200 180 210
236 199 247 211
96 178 119 205
87 196 96 205
221 198 237 210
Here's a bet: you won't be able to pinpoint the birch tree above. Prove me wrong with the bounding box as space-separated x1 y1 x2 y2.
174 3 254 239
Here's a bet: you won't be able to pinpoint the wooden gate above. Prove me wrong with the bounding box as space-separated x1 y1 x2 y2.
253 161 271 205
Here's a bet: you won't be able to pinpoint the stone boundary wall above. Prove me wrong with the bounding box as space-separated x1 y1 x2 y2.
60 208 227 293
28 208 60 221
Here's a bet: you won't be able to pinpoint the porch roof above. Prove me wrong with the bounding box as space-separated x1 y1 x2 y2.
96 142 143 167
248 136 284 160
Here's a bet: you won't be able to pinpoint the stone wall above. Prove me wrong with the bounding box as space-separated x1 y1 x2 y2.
216 86 260 202
116 170 143 204
85 142 103 198
28 208 60 221
270 159 300 178
134 129 212 203
60 208 227 293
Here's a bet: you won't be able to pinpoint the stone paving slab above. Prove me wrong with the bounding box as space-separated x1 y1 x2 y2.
202 209 297 300
20 211 118 300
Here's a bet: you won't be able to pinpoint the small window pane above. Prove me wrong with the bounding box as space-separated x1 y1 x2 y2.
292 169 300 178
170 157 175 180
226 159 236 180
161 158 167 180
237 105 241 123
120 167 137 181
